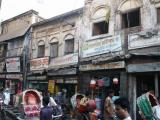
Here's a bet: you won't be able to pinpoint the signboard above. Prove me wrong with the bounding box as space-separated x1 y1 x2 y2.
0 62 5 73
48 80 55 94
80 61 125 71
82 35 122 58
6 57 21 72
50 53 78 67
27 76 46 80
55 79 64 83
65 77 78 84
0 74 5 79
128 32 160 50
30 57 49 71
127 62 160 73
6 74 23 80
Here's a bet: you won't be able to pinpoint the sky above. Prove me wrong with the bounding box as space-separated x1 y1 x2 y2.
0 0 85 21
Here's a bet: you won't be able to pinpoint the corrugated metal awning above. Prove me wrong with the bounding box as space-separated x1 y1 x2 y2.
0 25 30 42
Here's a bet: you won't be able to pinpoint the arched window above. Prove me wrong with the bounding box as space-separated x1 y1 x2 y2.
50 38 58 58
37 40 45 58
119 0 141 28
64 34 74 55
92 7 109 36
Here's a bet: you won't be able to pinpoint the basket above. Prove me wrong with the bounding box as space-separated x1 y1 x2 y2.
97 79 104 87
78 105 87 113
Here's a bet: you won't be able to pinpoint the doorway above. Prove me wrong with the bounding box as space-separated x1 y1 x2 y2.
136 73 155 97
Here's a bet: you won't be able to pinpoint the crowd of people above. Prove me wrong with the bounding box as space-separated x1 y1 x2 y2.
0 87 132 120
0 87 160 120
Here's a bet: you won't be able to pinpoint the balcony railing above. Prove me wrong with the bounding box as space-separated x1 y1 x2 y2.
7 47 23 57
123 26 141 35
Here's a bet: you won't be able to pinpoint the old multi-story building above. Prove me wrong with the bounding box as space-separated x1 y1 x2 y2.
79 0 125 104
79 0 160 119
0 0 159 119
0 10 43 96
28 8 83 97
123 0 160 119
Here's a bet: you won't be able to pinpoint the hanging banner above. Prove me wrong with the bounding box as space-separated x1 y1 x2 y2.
48 80 55 94
6 57 21 72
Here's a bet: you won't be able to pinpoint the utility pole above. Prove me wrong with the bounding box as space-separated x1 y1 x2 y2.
23 28 32 90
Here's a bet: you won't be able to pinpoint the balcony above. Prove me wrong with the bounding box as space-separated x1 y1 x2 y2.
123 26 141 36
7 47 23 57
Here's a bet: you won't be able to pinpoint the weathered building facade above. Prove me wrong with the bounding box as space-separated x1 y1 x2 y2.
0 0 160 119
79 0 125 103
79 0 160 119
29 8 83 97
123 0 160 119
0 10 43 96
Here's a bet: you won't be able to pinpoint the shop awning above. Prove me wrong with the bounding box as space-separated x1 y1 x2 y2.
127 62 160 73
48 68 77 76
27 76 47 81
125 52 160 59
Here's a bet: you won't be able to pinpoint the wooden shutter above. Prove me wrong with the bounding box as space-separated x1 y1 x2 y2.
65 39 74 55
38 45 45 58
50 42 58 58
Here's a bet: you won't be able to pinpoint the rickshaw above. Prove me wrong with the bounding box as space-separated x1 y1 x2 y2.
15 89 42 120
137 92 160 120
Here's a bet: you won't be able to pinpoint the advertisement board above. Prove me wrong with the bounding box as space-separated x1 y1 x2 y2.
6 57 21 72
30 57 49 71
50 53 78 67
81 35 122 58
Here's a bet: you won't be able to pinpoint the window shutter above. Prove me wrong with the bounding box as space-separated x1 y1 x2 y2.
50 42 58 58
38 45 45 58
157 8 160 23
65 39 74 54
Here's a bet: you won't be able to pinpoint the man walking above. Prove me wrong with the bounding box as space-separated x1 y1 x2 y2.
114 97 132 120
104 89 115 120
40 96 53 120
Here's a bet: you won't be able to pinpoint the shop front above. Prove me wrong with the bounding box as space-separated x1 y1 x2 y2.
0 60 6 89
47 67 78 98
79 61 126 97
28 57 49 91
5 57 22 94
48 53 79 97
127 60 160 120
5 73 23 105
0 74 5 89
5 74 23 94
27 75 48 91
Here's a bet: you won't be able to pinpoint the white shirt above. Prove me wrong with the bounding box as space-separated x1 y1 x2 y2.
123 116 132 120
49 97 57 107
3 92 10 105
